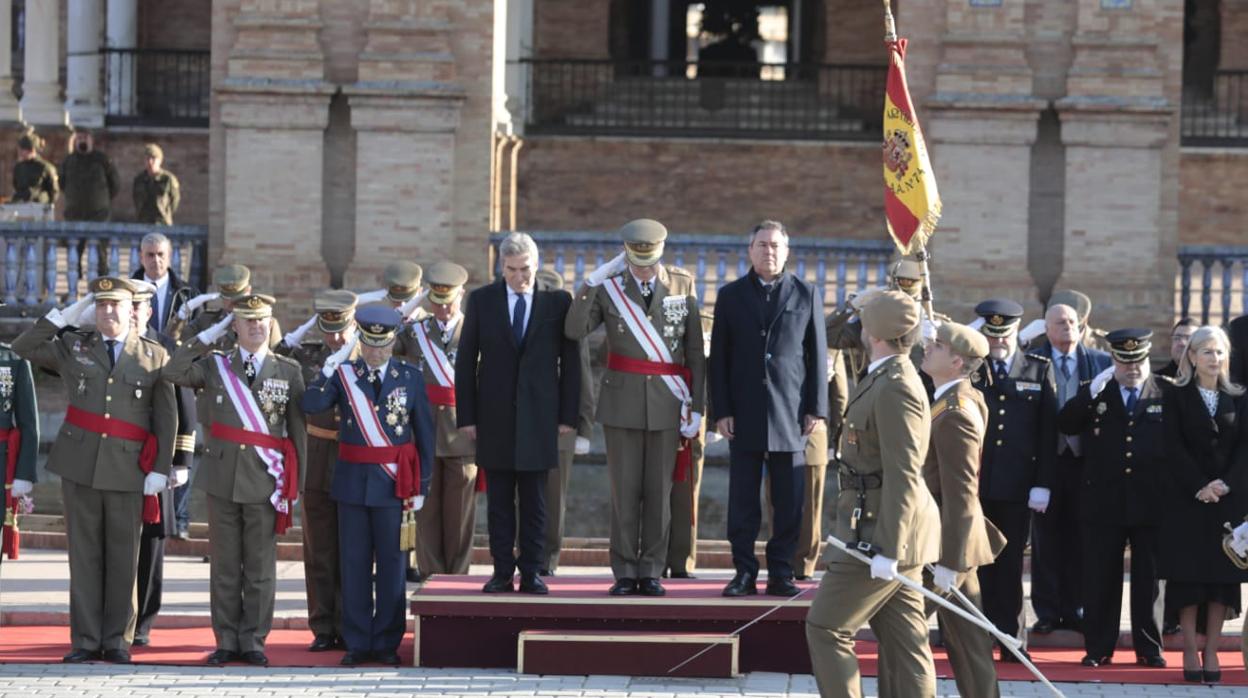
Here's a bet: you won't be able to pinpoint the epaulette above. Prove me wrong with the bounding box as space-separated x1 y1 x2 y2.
392 356 415 371
138 334 163 347
1025 353 1051 364
931 393 961 420
666 265 693 279
272 353 300 368
1154 374 1175 385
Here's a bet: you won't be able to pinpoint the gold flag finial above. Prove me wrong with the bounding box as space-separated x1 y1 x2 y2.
883 0 897 43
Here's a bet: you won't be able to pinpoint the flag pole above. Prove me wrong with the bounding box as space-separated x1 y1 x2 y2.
883 0 897 43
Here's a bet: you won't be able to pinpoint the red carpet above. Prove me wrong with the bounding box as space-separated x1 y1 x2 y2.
0 627 413 667
0 624 1243 685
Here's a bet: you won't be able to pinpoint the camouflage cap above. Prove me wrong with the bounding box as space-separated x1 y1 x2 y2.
1106 328 1152 364
384 261 424 303
89 276 136 303
859 289 920 341
619 219 667 268
426 261 469 304
314 289 357 334
1048 289 1092 324
937 321 990 360
890 258 923 298
233 293 275 320
215 264 252 300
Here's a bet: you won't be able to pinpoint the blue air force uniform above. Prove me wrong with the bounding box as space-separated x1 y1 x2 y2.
300 305 434 664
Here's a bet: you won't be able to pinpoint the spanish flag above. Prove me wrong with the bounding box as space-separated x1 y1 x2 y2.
882 37 941 255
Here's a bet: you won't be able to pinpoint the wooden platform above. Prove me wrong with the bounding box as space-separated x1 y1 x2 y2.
518 630 738 678
410 575 818 674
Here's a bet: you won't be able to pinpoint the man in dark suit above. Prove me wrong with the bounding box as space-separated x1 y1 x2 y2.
1027 300 1112 636
1229 314 1248 386
1157 318 1197 379
1057 328 1166 668
455 232 580 595
709 220 827 598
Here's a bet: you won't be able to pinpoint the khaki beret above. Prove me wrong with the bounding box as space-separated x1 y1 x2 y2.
215 264 251 300
859 289 920 341
1048 289 1091 323
384 261 424 303
314 289 357 334
89 276 136 302
937 322 990 360
849 286 888 312
426 261 469 304
233 293 276 320
620 219 667 268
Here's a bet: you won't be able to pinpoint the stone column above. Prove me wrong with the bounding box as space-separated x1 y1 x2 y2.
499 0 534 135
66 0 105 126
105 0 138 116
0 0 21 122
20 0 65 126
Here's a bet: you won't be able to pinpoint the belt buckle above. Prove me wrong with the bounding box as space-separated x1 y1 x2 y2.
850 507 862 530
855 541 874 554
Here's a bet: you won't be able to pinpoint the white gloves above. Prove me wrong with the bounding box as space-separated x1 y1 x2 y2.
1231 522 1248 558
681 411 702 439
48 293 96 328
398 289 428 320
283 314 318 348
932 564 958 593
705 430 724 445
585 252 627 287
171 466 190 488
869 554 899 581
355 289 389 305
1028 486 1051 513
574 436 591 455
10 478 32 497
920 316 940 344
178 292 220 320
143 472 169 496
321 332 359 377
196 313 234 346
1089 366 1115 398
77 302 97 328
1018 318 1047 345
410 495 425 512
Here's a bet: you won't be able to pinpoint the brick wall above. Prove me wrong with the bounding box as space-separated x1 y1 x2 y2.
533 0 611 59
139 0 211 50
822 0 887 65
1179 149 1248 246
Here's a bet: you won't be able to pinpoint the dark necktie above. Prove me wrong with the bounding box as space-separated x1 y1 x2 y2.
1059 355 1072 380
1125 387 1138 414
995 360 1007 382
152 291 162 332
512 293 526 344
244 356 257 385
368 368 381 400
640 280 653 308
104 339 117 370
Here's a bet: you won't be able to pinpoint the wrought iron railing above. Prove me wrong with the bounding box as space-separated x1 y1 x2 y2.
99 48 210 128
489 231 895 308
522 59 886 141
0 222 208 308
1177 245 1248 325
1182 71 1248 146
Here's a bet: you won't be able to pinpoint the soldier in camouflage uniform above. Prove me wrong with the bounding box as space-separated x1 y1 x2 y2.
11 132 58 205
132 143 180 225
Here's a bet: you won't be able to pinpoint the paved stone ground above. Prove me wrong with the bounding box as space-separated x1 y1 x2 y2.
0 664 1243 697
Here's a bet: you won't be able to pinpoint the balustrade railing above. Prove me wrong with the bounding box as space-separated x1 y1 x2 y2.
1177 245 1248 325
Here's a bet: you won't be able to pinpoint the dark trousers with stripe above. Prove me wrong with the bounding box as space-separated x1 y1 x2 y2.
337 502 405 654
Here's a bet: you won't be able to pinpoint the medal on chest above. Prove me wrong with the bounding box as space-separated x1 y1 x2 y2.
385 386 409 435
661 296 688 352
257 378 290 426
0 366 12 413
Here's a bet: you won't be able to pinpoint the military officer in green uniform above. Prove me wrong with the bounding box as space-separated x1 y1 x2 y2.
11 132 58 205
14 277 176 664
132 143 181 225
565 219 705 597
666 308 713 578
792 348 847 580
919 321 1007 698
164 293 307 667
276 289 359 652
168 264 283 349
382 260 429 362
804 289 940 698
0 311 40 568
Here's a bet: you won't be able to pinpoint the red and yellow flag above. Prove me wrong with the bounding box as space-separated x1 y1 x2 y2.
882 37 941 255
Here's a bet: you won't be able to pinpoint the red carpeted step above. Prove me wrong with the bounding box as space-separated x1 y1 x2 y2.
518 630 737 678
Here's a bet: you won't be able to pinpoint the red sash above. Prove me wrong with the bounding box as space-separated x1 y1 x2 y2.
210 422 301 533
425 385 456 407
605 353 695 482
2 426 22 559
338 442 421 501
65 405 161 524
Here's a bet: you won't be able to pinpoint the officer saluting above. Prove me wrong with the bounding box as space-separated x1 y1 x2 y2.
276 289 360 652
13 277 176 664
0 304 39 569
301 305 434 666
1057 329 1167 668
164 293 306 667
167 264 283 349
565 219 705 597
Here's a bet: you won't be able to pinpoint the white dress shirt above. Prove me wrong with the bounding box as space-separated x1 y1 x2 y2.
867 354 897 375
239 345 268 376
145 273 171 326
933 378 963 402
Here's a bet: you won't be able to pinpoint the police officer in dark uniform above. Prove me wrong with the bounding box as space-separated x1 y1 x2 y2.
1057 329 1167 668
971 299 1057 659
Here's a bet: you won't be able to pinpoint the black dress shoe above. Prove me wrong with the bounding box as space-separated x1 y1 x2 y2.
1163 622 1181 635
766 577 801 597
406 568 424 584
668 571 694 579
637 578 666 596
1183 667 1202 682
519 575 549 595
62 648 99 663
1136 655 1166 668
722 572 757 597
374 651 402 666
206 649 238 666
308 634 338 652
1031 619 1056 634
999 646 1030 663
241 650 268 666
1203 669 1222 683
794 574 811 581
131 636 150 647
539 568 554 577
608 578 638 596
340 651 371 666
482 575 514 593
1080 655 1111 667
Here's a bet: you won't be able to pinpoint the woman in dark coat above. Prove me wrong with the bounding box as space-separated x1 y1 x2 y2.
1161 325 1248 683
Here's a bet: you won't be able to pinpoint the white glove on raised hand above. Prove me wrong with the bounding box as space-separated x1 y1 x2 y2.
1017 318 1047 346
355 288 389 305
920 317 940 344
398 289 428 320
410 495 425 512
932 564 958 593
967 317 985 331
283 314 318 348
10 478 32 497
143 472 169 496
196 313 234 346
49 293 96 328
1028 486 1051 513
586 252 627 287
869 554 899 581
77 302 96 328
574 436 591 455
178 292 220 320
321 332 358 377
1089 366 1115 398
171 466 190 488
681 412 702 439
